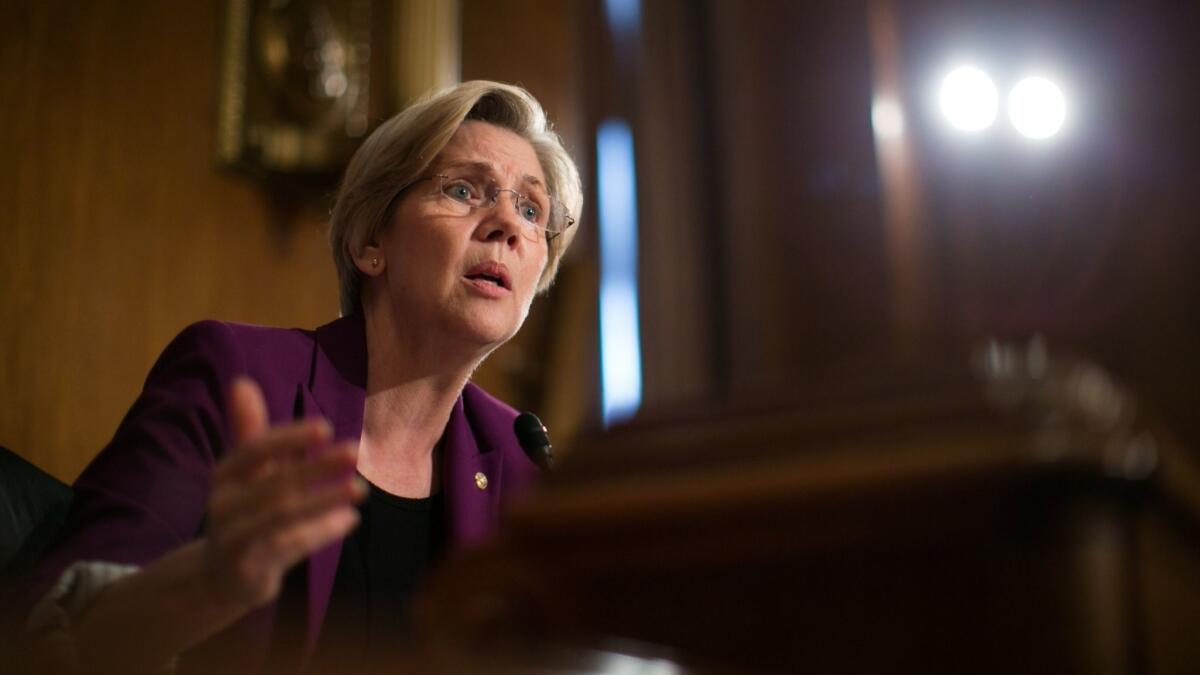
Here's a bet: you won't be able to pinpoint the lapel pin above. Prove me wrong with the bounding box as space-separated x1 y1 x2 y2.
474 471 489 490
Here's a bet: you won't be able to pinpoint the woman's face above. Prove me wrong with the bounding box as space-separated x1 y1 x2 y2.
372 121 549 352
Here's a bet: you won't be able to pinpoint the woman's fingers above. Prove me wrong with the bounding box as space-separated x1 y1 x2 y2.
210 441 358 519
228 377 269 442
213 478 365 600
223 506 362 605
225 476 366 560
261 506 361 568
214 417 333 483
208 379 365 607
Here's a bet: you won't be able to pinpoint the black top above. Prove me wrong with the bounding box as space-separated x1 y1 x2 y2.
308 479 446 672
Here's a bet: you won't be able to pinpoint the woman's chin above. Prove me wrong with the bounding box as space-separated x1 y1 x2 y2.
448 313 520 352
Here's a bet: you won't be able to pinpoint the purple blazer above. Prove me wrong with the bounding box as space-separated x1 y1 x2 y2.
28 314 539 670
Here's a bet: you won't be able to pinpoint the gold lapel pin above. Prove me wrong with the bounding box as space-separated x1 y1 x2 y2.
474 471 489 490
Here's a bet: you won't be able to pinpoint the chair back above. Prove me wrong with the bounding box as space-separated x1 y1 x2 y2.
0 446 73 581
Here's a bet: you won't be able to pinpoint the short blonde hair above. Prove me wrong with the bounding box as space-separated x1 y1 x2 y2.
329 80 583 316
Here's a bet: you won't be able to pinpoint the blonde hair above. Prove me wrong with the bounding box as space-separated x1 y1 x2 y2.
329 80 583 315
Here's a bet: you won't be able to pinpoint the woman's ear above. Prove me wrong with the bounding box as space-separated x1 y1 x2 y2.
353 244 385 276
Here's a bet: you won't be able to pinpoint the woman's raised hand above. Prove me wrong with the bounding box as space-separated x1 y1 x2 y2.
203 377 366 609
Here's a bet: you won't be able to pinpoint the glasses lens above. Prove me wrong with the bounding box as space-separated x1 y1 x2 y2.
437 175 483 213
522 188 552 225
432 174 572 241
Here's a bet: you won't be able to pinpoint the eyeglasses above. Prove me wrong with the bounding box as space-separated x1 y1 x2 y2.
401 173 576 243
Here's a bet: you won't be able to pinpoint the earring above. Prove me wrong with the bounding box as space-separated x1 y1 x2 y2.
371 258 379 268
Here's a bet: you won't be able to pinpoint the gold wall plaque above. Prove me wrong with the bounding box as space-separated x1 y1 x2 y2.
218 0 374 179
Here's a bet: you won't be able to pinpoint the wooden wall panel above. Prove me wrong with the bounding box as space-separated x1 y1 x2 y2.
634 2 724 408
0 2 340 481
632 0 890 406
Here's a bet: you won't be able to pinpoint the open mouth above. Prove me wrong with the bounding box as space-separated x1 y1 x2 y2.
465 273 507 288
464 262 511 290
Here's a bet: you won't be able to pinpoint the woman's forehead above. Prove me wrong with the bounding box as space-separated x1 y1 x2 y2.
437 121 545 185
438 160 547 191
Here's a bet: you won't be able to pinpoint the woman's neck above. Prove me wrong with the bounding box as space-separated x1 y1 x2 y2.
357 302 488 498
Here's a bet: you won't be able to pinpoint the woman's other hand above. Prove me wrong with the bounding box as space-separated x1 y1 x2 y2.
203 377 365 610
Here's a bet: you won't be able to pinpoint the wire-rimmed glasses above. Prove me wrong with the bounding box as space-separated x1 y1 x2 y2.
402 172 575 242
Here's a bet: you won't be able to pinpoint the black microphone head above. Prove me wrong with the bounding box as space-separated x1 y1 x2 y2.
514 412 553 470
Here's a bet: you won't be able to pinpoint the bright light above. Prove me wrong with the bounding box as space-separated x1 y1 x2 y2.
1009 76 1066 139
871 97 905 139
604 0 641 34
597 119 642 426
939 66 998 132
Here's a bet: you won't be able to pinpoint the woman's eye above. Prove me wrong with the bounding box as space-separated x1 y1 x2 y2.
444 181 474 202
521 202 542 222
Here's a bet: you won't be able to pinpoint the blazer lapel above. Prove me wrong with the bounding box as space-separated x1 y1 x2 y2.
298 314 368 656
442 392 504 549
307 314 368 443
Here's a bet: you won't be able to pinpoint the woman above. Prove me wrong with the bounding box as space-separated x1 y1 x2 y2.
22 80 582 673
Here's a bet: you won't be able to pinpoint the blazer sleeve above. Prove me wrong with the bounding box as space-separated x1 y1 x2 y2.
21 320 249 606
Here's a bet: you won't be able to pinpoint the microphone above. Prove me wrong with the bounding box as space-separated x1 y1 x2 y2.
514 412 554 471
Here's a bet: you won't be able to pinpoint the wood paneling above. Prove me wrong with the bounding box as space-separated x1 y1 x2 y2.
0 2 339 481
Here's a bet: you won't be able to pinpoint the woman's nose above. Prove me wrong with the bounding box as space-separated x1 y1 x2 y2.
476 192 526 247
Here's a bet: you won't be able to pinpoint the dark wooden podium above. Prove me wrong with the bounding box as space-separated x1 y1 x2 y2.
409 350 1200 674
